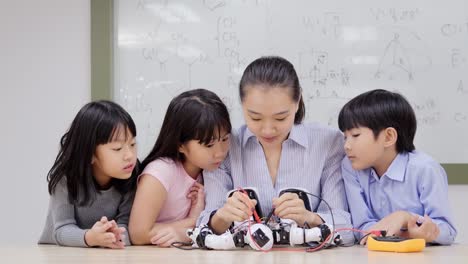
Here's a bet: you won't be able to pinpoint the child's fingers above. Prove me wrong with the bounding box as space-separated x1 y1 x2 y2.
419 215 433 229
407 215 419 229
197 187 205 196
419 217 439 241
187 190 198 199
117 226 126 233
150 230 169 244
100 216 108 223
96 221 114 233
187 187 198 194
423 214 432 223
160 238 177 248
197 193 205 203
433 225 440 240
107 220 118 230
103 232 117 244
190 185 201 190
152 232 173 246
107 239 125 249
112 227 126 240
193 182 203 188
112 242 125 249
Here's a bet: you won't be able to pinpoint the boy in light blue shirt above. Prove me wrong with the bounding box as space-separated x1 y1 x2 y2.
339 89 457 245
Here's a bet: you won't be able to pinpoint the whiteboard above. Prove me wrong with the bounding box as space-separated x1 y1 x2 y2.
114 0 468 163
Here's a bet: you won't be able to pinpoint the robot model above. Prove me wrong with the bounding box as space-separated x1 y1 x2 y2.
187 188 342 251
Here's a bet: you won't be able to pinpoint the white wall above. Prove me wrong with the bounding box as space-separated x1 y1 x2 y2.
0 0 90 244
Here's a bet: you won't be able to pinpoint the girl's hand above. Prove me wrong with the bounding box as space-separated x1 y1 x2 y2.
105 219 127 246
85 216 125 249
187 182 205 219
150 226 190 247
405 215 440 242
216 191 257 223
272 192 322 227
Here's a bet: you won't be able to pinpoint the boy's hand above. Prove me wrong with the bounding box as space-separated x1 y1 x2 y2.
85 216 125 249
405 215 440 242
272 192 322 227
362 211 412 245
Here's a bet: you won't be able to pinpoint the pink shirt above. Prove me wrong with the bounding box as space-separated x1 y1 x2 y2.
139 158 200 223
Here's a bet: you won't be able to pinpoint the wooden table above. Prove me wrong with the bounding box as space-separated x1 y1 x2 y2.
1 244 466 264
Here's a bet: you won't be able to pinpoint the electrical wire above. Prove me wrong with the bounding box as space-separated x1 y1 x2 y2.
301 191 337 249
171 241 197 250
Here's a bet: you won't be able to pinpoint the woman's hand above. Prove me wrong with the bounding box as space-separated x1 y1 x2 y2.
272 192 322 227
216 191 257 224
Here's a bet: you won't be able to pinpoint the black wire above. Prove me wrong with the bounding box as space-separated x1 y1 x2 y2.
303 192 369 247
357 232 372 245
171 241 198 250
263 208 275 224
302 191 336 249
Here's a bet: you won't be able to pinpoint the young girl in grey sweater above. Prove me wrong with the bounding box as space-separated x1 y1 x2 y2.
38 100 139 248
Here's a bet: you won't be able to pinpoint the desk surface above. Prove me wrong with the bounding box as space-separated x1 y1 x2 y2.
1 244 467 264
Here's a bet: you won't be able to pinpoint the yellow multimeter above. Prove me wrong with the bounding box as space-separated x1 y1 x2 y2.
367 236 426 253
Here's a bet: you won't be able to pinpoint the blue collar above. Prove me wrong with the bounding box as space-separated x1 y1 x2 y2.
370 152 408 182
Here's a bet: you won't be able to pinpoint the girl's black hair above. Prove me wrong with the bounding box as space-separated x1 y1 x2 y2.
141 89 231 169
47 100 139 206
239 56 305 124
338 89 417 153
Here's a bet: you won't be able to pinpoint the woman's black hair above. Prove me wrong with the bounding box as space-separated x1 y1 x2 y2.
47 100 139 206
141 88 231 169
239 56 305 124
338 89 417 153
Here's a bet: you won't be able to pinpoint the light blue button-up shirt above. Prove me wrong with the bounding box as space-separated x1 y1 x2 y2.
342 151 457 245
199 123 354 244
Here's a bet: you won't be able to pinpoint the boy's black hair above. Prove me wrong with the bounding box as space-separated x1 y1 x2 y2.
141 89 231 170
338 89 417 153
239 56 305 124
47 100 139 206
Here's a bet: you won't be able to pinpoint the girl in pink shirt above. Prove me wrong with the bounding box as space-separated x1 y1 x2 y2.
129 89 231 246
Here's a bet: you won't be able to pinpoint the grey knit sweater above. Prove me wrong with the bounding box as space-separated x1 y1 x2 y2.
38 179 134 247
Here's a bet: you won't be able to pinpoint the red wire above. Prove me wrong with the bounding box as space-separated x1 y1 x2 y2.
306 227 379 252
237 188 261 223
237 187 270 252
